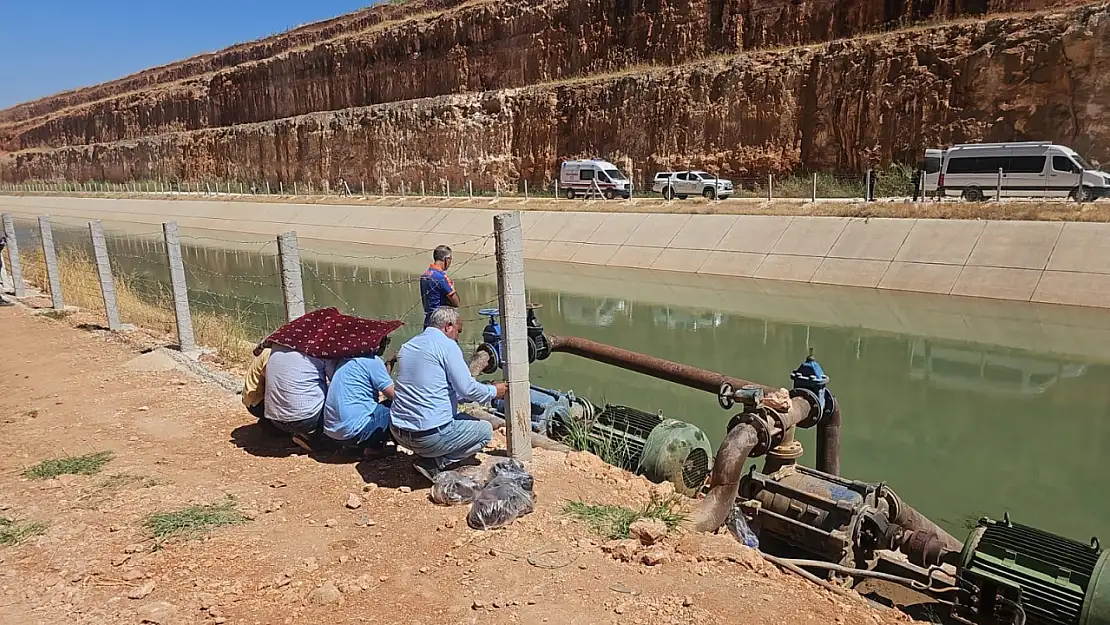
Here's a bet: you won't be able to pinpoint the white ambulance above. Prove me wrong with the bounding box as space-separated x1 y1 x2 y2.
559 159 632 200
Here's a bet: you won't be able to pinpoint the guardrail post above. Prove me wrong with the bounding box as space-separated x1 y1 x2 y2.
277 231 306 322
494 211 531 461
89 220 122 331
38 216 65 310
162 222 196 353
2 213 25 297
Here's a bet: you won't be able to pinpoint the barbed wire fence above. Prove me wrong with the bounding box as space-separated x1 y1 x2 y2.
0 214 506 364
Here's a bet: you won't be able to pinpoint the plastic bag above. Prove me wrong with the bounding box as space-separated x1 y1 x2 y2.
466 478 534 530
727 506 759 548
429 470 482 506
487 459 534 492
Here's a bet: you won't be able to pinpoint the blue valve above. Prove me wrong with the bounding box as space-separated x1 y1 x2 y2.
790 351 835 425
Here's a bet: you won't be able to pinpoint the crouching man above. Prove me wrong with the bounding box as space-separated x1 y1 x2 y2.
264 344 335 449
241 345 271 420
323 331 399 455
390 306 506 481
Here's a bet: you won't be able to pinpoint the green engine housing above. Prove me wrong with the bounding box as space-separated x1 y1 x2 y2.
957 517 1110 625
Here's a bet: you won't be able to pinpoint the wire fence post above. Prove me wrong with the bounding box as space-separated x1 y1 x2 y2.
812 173 818 203
162 222 196 354
88 220 122 331
38 216 65 310
277 231 306 322
767 174 774 202
2 213 25 297
494 211 531 461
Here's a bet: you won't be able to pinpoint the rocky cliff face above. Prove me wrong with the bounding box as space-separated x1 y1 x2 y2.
0 0 1100 187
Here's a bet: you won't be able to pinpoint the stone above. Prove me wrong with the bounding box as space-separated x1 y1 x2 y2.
472 600 485 610
362 483 378 492
301 557 319 573
121 569 145 582
324 518 338 528
628 518 668 546
345 494 362 509
398 486 412 494
682 596 694 607
128 581 156 600
601 539 640 563
640 546 671 566
136 601 177 624
311 582 341 605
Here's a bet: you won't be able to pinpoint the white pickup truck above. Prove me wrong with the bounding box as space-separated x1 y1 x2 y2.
652 171 733 200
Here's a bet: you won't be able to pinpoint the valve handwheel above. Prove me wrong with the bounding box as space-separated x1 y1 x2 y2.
718 382 735 410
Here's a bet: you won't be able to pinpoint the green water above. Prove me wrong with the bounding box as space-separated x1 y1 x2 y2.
18 222 1110 543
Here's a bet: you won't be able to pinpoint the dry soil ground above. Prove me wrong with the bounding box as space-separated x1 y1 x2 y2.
0 303 907 625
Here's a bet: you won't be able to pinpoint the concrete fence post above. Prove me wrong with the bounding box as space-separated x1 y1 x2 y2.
767 174 773 202
864 169 872 202
280 181 284 195
88 220 122 331
294 181 299 195
446 180 450 198
2 213 25 297
277 231 306 322
38 216 65 310
421 180 425 197
360 179 365 196
493 211 531 462
555 180 559 199
812 173 818 203
400 181 406 198
996 168 1003 201
524 180 529 200
468 180 473 200
162 222 196 354
265 181 271 195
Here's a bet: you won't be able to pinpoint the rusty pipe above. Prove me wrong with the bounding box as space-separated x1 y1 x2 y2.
693 397 812 532
816 397 841 476
547 334 774 395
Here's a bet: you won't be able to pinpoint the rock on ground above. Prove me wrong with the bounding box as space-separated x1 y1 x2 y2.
629 518 668 546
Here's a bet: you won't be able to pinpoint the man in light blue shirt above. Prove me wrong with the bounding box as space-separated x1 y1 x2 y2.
323 337 395 453
391 306 506 481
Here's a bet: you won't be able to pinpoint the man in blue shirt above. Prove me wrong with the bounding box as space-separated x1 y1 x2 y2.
323 335 396 453
390 306 506 481
420 245 460 328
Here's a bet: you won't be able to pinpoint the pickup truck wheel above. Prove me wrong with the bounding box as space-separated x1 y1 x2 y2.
565 188 576 200
663 186 675 201
603 189 616 200
703 187 717 200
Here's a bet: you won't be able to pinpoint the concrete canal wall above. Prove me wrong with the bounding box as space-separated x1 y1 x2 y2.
3 195 1110 309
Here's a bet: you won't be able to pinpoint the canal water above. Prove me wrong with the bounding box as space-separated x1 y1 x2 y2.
17 220 1110 544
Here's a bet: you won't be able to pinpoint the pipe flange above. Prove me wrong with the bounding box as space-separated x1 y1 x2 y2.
729 412 773 457
476 342 500 375
789 387 823 428
767 439 804 461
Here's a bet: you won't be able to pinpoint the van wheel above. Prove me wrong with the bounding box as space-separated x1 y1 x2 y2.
961 186 984 202
703 187 717 200
1072 186 1093 203
678 195 688 200
565 188 576 200
603 189 616 200
663 186 675 201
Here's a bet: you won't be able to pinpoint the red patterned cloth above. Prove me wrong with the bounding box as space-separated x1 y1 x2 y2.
262 307 403 359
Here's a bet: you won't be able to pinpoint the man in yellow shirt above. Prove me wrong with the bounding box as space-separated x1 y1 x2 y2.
242 346 271 419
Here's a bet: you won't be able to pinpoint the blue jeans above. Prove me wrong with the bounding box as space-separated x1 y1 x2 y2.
329 404 393 448
391 414 493 468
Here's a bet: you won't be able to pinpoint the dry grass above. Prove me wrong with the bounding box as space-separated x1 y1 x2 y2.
20 248 254 364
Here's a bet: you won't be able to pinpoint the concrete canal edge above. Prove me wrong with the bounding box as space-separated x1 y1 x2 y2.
3 195 1110 309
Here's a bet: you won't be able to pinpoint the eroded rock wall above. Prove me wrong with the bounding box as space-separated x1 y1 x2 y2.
4 2 1105 189
1 0 1061 152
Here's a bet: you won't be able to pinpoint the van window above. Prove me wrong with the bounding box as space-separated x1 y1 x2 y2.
580 169 594 181
1053 156 1078 173
923 157 942 173
1008 156 1046 174
604 169 627 181
597 171 611 183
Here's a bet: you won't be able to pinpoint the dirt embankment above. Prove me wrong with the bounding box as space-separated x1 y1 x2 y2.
0 303 905 625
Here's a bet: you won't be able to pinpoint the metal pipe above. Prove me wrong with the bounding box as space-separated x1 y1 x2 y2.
817 397 841 476
759 552 859 601
693 397 811 532
770 558 958 595
548 334 774 395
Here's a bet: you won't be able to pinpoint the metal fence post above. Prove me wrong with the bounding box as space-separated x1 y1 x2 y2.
767 174 773 202
493 211 531 461
812 173 818 203
162 222 196 353
88 220 122 331
2 213 25 297
996 168 1003 201
277 231 306 321
38 216 65 310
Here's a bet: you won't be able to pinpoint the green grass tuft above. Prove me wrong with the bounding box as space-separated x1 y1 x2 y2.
0 517 48 546
143 498 247 541
100 473 161 490
25 451 115 479
563 494 687 540
558 416 636 470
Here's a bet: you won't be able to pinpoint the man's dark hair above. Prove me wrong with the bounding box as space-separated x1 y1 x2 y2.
433 245 452 262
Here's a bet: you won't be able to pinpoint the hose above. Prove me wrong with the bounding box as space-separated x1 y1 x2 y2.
758 552 859 601
769 558 960 595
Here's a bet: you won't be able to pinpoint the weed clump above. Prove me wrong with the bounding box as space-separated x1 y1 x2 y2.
144 498 247 541
564 494 686 540
24 451 115 479
0 517 47 546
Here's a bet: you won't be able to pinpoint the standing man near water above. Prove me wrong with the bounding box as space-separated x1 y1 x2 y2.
420 245 460 328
